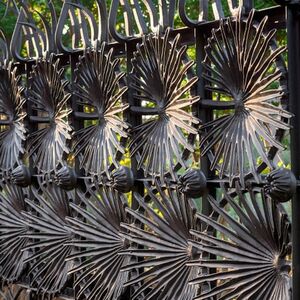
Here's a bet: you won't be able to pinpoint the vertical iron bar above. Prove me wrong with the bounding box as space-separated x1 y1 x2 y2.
287 4 300 300
196 29 215 216
125 41 143 300
195 27 216 297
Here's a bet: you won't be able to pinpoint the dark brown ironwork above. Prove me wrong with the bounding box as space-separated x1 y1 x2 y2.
189 185 292 299
27 54 72 172
129 29 200 182
23 184 74 295
200 8 291 185
120 183 200 300
0 62 26 170
0 1 297 300
66 187 130 300
73 43 128 177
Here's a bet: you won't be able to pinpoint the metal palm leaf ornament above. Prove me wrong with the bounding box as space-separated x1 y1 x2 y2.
189 186 291 299
27 54 72 172
65 187 130 300
130 29 200 181
0 285 27 300
22 185 73 294
73 43 128 176
0 183 28 282
200 9 292 183
120 183 200 300
0 63 26 170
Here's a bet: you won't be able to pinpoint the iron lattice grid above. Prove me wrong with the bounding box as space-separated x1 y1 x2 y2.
0 1 298 300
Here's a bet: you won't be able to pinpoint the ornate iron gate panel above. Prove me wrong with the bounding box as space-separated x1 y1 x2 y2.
0 1 298 299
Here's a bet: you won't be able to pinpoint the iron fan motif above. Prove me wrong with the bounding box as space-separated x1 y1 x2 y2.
0 183 28 282
0 63 26 170
120 183 200 300
65 187 130 300
27 54 72 172
130 29 200 181
73 43 128 176
22 185 73 294
200 9 291 183
189 185 291 299
0 285 27 300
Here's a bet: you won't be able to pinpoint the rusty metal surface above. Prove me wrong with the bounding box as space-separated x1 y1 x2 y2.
0 1 296 300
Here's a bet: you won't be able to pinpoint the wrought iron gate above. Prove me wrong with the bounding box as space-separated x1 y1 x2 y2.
0 0 299 299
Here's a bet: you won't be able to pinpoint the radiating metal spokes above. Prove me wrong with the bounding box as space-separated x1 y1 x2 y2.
22 186 74 295
66 187 130 300
0 183 29 282
200 9 291 184
130 29 200 182
120 183 200 300
73 43 128 177
27 55 72 172
0 63 26 171
189 185 292 300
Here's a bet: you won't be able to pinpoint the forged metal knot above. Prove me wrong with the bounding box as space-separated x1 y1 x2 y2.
111 166 135 193
178 169 207 198
54 166 77 190
11 165 31 187
265 168 297 203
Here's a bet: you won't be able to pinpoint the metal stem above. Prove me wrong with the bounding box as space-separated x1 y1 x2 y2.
287 4 300 299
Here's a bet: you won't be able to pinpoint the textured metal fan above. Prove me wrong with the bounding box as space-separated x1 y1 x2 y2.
27 54 72 172
22 185 73 294
120 183 200 300
129 29 200 181
189 185 291 299
0 183 28 282
65 186 130 300
200 9 291 183
73 43 128 176
0 63 26 170
0 284 27 300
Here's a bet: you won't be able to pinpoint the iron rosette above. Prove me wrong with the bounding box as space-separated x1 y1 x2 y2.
72 42 129 179
21 182 74 297
0 182 29 284
188 184 292 299
119 182 201 300
0 62 26 171
27 54 72 173
129 28 200 184
200 9 291 185
65 185 133 300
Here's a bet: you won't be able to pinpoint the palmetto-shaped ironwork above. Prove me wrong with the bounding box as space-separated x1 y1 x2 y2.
130 29 200 181
200 9 291 183
120 183 200 300
189 186 291 299
0 63 26 170
65 187 130 300
0 183 28 282
73 43 128 176
27 54 72 172
0 285 27 300
22 185 73 294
